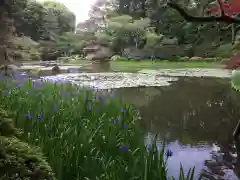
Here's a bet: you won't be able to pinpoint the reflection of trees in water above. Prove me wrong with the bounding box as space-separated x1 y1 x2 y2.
135 77 240 144
113 87 161 107
114 77 240 144
113 77 240 179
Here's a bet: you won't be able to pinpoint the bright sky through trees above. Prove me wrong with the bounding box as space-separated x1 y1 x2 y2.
37 0 97 22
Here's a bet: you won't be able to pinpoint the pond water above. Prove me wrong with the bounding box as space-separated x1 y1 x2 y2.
105 77 240 180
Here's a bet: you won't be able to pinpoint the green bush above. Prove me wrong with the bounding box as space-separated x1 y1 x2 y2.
0 136 56 180
0 108 21 137
8 36 41 61
0 108 56 180
0 77 195 180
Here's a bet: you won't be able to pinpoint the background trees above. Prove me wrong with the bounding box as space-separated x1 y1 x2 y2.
4 0 240 62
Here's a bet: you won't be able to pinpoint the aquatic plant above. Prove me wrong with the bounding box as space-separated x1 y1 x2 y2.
0 76 196 180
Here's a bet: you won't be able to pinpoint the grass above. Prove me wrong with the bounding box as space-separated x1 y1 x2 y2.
64 59 223 72
110 60 224 72
0 74 196 180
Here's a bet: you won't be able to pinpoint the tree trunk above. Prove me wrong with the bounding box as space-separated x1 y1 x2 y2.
0 5 11 67
232 24 236 44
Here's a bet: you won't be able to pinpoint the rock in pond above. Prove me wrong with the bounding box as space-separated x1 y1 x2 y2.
52 65 61 75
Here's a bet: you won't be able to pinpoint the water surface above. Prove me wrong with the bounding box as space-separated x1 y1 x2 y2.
107 77 240 179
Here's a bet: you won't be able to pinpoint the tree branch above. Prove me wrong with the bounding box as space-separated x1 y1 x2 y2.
167 1 240 24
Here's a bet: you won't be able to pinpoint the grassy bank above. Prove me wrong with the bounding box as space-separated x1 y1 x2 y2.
0 75 195 180
110 60 224 72
65 59 224 72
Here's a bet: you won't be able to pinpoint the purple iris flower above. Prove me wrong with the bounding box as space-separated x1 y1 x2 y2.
122 123 126 129
2 90 8 95
119 145 129 151
88 104 92 111
37 114 42 120
24 113 32 119
165 148 173 157
146 145 151 152
113 119 118 124
120 109 125 113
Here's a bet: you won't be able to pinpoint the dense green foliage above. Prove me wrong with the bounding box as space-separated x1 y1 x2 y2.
0 76 196 180
6 0 76 62
73 0 238 58
0 108 56 180
4 0 239 63
10 0 76 41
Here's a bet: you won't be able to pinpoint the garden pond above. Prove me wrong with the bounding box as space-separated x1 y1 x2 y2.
19 62 240 179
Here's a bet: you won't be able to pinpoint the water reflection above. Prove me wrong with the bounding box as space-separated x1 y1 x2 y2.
109 77 240 179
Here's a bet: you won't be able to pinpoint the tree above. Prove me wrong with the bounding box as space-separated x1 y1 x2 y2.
10 0 46 40
114 0 233 57
102 15 150 53
41 0 76 40
0 0 15 66
145 28 164 58
8 36 42 61
9 0 76 41
56 32 95 56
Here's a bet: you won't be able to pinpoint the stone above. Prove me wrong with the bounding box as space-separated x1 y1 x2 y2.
52 65 61 75
190 56 203 61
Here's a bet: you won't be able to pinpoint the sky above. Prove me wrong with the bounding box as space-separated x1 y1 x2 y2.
37 0 97 22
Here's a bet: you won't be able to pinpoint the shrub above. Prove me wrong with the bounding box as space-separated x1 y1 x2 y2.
0 108 56 180
8 36 41 61
0 136 56 180
0 108 21 137
0 77 195 180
